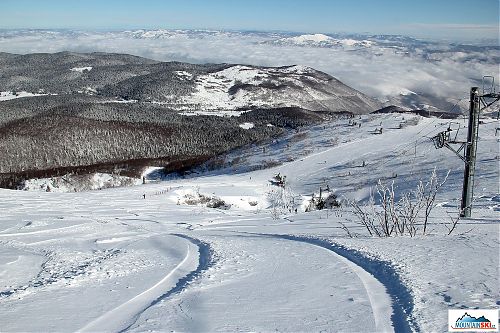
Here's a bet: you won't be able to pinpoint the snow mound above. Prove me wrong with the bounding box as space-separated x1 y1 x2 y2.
174 71 193 80
239 122 255 130
70 67 93 73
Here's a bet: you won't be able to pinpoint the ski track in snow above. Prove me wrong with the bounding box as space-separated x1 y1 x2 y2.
1 115 497 332
244 232 417 333
120 234 214 332
127 231 385 332
79 234 213 333
0 224 85 238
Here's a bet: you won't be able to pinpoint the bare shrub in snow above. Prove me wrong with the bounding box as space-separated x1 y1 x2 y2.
267 185 297 219
443 203 468 235
305 192 340 212
269 173 286 187
419 169 450 234
206 197 229 209
345 168 450 237
445 212 461 235
347 194 382 237
183 190 230 210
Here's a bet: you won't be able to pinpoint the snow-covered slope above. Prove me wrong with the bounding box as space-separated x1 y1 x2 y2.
0 90 54 101
0 113 498 332
178 64 381 113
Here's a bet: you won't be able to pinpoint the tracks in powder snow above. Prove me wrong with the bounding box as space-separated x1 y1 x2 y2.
78 234 213 333
241 232 418 333
78 230 416 332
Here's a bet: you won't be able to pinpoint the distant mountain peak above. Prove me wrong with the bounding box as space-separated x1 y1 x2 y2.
266 34 375 48
289 33 333 43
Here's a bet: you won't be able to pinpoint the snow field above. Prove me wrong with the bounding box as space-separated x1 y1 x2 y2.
239 122 255 130
70 66 93 73
79 234 200 332
181 64 348 112
0 113 498 332
0 91 54 101
128 233 382 332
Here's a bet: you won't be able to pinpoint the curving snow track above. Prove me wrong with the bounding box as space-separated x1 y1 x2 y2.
261 233 416 333
79 234 211 333
128 232 398 332
272 234 395 332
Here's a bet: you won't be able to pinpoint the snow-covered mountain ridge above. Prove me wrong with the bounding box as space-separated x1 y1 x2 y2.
266 33 375 48
0 52 381 114
176 64 381 113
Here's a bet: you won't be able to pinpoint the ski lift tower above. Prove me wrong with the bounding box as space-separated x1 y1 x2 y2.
432 76 500 217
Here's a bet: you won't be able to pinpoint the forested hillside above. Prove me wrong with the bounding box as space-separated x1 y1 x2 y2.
0 51 380 188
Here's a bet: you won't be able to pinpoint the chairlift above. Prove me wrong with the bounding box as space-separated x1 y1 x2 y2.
482 75 496 95
431 131 449 149
431 122 462 149
446 121 463 143
480 76 500 112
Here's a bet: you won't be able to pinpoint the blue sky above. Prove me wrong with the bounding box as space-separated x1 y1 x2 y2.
1 0 498 40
